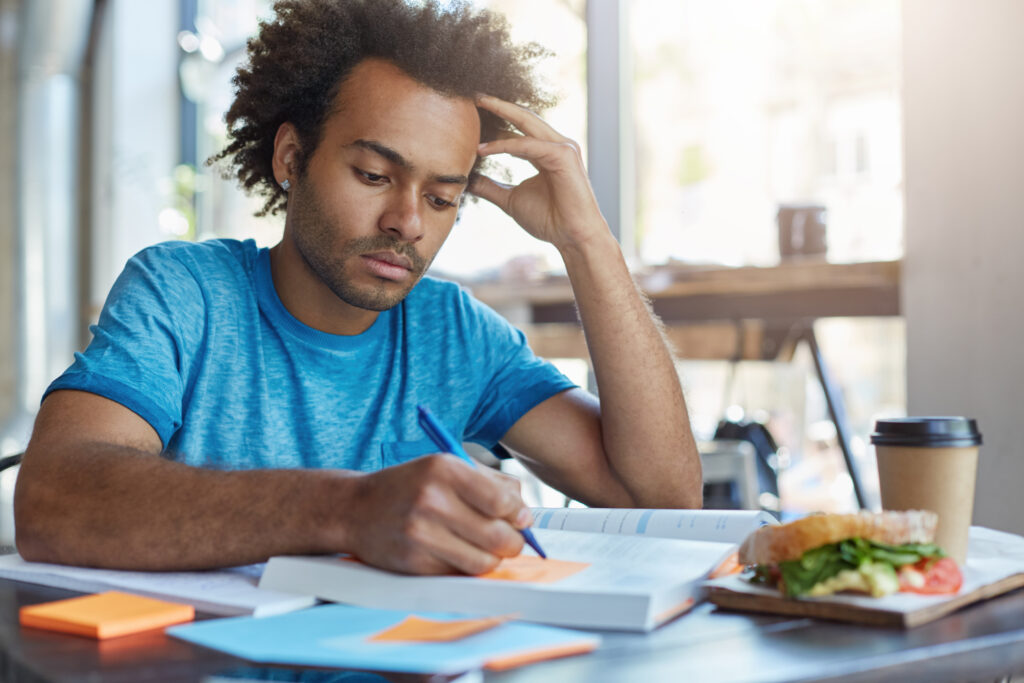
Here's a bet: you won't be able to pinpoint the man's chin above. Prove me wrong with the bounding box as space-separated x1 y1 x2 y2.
334 280 416 312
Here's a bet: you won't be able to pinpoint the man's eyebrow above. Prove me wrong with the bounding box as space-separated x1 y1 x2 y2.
350 139 408 168
348 138 469 186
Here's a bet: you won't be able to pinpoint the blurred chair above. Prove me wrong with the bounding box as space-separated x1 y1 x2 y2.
700 440 761 510
500 440 764 511
0 454 22 473
0 453 21 555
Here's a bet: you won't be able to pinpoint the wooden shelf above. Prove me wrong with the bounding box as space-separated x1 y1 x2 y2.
465 260 901 361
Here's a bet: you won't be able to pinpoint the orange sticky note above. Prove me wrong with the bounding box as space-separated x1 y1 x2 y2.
368 614 511 642
708 551 743 579
20 591 194 639
476 556 589 583
483 640 600 671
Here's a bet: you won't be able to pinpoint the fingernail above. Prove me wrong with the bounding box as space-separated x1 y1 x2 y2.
516 508 533 528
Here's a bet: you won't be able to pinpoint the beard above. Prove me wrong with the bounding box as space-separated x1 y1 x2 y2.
287 180 430 312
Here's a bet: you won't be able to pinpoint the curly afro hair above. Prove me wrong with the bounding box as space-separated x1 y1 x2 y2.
209 0 555 217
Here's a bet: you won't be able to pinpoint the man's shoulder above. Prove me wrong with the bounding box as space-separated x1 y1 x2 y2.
134 238 257 272
123 239 260 294
111 239 262 319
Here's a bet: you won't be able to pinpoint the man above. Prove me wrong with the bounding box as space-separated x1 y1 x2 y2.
14 0 701 575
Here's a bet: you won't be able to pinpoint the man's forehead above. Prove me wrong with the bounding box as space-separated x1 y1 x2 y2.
331 59 478 126
321 59 481 174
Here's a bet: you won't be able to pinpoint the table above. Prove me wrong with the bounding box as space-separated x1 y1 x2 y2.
3 577 1023 682
466 260 902 509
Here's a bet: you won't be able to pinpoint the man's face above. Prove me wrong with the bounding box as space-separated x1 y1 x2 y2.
285 59 481 312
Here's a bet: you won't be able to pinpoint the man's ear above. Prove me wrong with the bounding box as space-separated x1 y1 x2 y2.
272 122 301 186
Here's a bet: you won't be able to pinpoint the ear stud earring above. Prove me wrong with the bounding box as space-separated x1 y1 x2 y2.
280 179 291 191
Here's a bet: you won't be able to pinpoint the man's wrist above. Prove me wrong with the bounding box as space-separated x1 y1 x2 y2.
304 469 366 556
555 225 622 271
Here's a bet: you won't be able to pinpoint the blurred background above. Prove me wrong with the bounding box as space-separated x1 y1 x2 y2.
1 0 1021 541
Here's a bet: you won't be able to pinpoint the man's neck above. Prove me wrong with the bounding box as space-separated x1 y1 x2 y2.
268 240 380 336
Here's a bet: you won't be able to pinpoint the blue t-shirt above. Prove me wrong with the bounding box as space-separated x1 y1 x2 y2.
46 239 575 471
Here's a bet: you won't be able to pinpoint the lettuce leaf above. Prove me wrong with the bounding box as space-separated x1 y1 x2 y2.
775 538 944 597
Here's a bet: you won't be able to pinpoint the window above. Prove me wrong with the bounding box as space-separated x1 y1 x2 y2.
631 0 903 266
174 0 278 246
419 0 588 281
630 0 904 513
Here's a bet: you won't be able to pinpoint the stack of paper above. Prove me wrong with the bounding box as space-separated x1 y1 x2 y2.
0 554 314 617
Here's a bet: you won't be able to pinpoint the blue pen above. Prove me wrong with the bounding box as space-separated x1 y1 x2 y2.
416 404 547 559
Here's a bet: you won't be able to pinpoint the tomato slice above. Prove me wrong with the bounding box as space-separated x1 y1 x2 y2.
899 557 963 594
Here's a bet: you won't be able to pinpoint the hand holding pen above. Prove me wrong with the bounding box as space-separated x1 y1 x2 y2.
417 405 548 559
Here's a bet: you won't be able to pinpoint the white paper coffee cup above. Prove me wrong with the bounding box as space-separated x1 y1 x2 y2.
871 417 982 564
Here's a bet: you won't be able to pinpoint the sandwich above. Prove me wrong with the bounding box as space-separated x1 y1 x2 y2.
738 510 962 598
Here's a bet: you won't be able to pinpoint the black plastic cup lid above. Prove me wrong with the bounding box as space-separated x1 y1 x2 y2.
871 417 982 447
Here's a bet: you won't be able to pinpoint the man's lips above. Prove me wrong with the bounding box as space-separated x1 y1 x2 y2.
361 251 414 281
363 251 413 270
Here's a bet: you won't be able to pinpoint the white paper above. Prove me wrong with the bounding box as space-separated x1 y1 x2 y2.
0 553 315 617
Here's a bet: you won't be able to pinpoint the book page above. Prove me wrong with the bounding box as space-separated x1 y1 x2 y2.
527 529 734 590
530 508 776 544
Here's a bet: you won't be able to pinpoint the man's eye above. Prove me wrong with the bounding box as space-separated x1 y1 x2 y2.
428 195 458 209
357 169 388 184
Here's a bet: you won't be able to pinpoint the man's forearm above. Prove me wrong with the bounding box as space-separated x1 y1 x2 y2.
14 444 357 570
560 231 703 509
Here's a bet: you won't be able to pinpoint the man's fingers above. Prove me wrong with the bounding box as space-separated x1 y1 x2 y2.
452 464 526 523
492 128 525 142
352 456 528 576
477 94 564 142
409 471 523 571
417 454 527 529
440 503 525 563
478 137 581 173
469 174 514 214
396 523 503 576
495 469 523 496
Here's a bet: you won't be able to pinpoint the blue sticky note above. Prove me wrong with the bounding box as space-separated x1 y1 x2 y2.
167 604 599 674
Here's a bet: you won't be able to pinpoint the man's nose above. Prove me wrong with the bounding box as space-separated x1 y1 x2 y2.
378 190 424 242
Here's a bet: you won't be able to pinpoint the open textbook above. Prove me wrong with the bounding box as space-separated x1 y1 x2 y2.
259 508 776 632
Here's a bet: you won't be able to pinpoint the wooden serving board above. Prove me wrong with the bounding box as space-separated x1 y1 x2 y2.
707 573 1024 628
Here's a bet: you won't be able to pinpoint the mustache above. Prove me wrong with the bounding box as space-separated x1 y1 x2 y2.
345 236 428 273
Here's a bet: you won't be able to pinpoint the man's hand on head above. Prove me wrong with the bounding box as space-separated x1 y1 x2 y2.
471 95 612 254
469 97 703 513
341 454 531 575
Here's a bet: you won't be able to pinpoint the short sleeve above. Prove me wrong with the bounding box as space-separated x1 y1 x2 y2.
44 244 206 447
457 290 577 447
